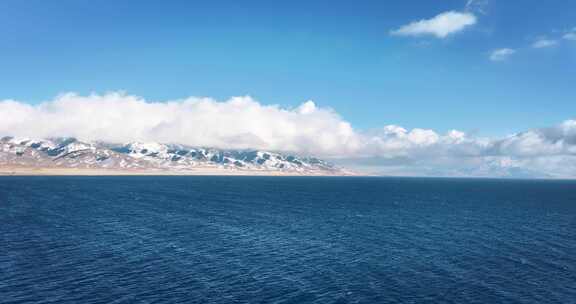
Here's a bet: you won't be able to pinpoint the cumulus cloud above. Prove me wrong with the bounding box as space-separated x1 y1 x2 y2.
364 126 576 177
1 92 576 178
0 93 361 157
489 48 516 61
531 38 558 48
0 93 481 159
493 120 576 157
390 11 477 39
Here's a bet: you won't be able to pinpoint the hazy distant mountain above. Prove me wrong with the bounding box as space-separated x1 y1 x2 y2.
377 157 551 179
453 157 553 179
0 137 349 175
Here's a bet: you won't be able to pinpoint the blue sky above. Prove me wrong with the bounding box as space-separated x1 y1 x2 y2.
0 0 575 137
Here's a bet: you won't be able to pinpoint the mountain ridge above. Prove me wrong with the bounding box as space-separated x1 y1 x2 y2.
0 137 352 175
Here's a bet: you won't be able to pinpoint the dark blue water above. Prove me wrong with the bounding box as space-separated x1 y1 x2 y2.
1 177 575 304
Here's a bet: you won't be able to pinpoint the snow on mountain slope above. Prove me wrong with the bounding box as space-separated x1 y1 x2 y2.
0 137 151 170
0 137 347 175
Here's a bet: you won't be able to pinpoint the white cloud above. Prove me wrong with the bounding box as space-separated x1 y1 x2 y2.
493 120 576 157
531 38 558 48
563 28 576 41
564 33 576 41
489 48 516 61
1 92 576 178
390 11 477 39
0 93 360 157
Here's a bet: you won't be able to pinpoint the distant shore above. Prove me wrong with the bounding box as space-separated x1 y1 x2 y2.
0 166 353 176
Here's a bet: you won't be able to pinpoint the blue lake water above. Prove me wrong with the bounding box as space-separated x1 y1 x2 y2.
1 176 575 303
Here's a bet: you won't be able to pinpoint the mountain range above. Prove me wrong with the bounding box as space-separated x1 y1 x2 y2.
0 137 350 175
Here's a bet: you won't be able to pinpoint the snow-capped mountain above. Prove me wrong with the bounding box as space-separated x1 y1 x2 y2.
0 137 348 175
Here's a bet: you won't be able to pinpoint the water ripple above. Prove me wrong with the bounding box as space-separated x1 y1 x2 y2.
1 176 575 303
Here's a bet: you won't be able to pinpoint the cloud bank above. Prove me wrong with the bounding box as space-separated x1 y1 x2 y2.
391 11 477 39
1 92 576 178
0 93 360 157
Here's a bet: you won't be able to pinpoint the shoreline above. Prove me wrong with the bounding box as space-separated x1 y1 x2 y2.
0 167 355 177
